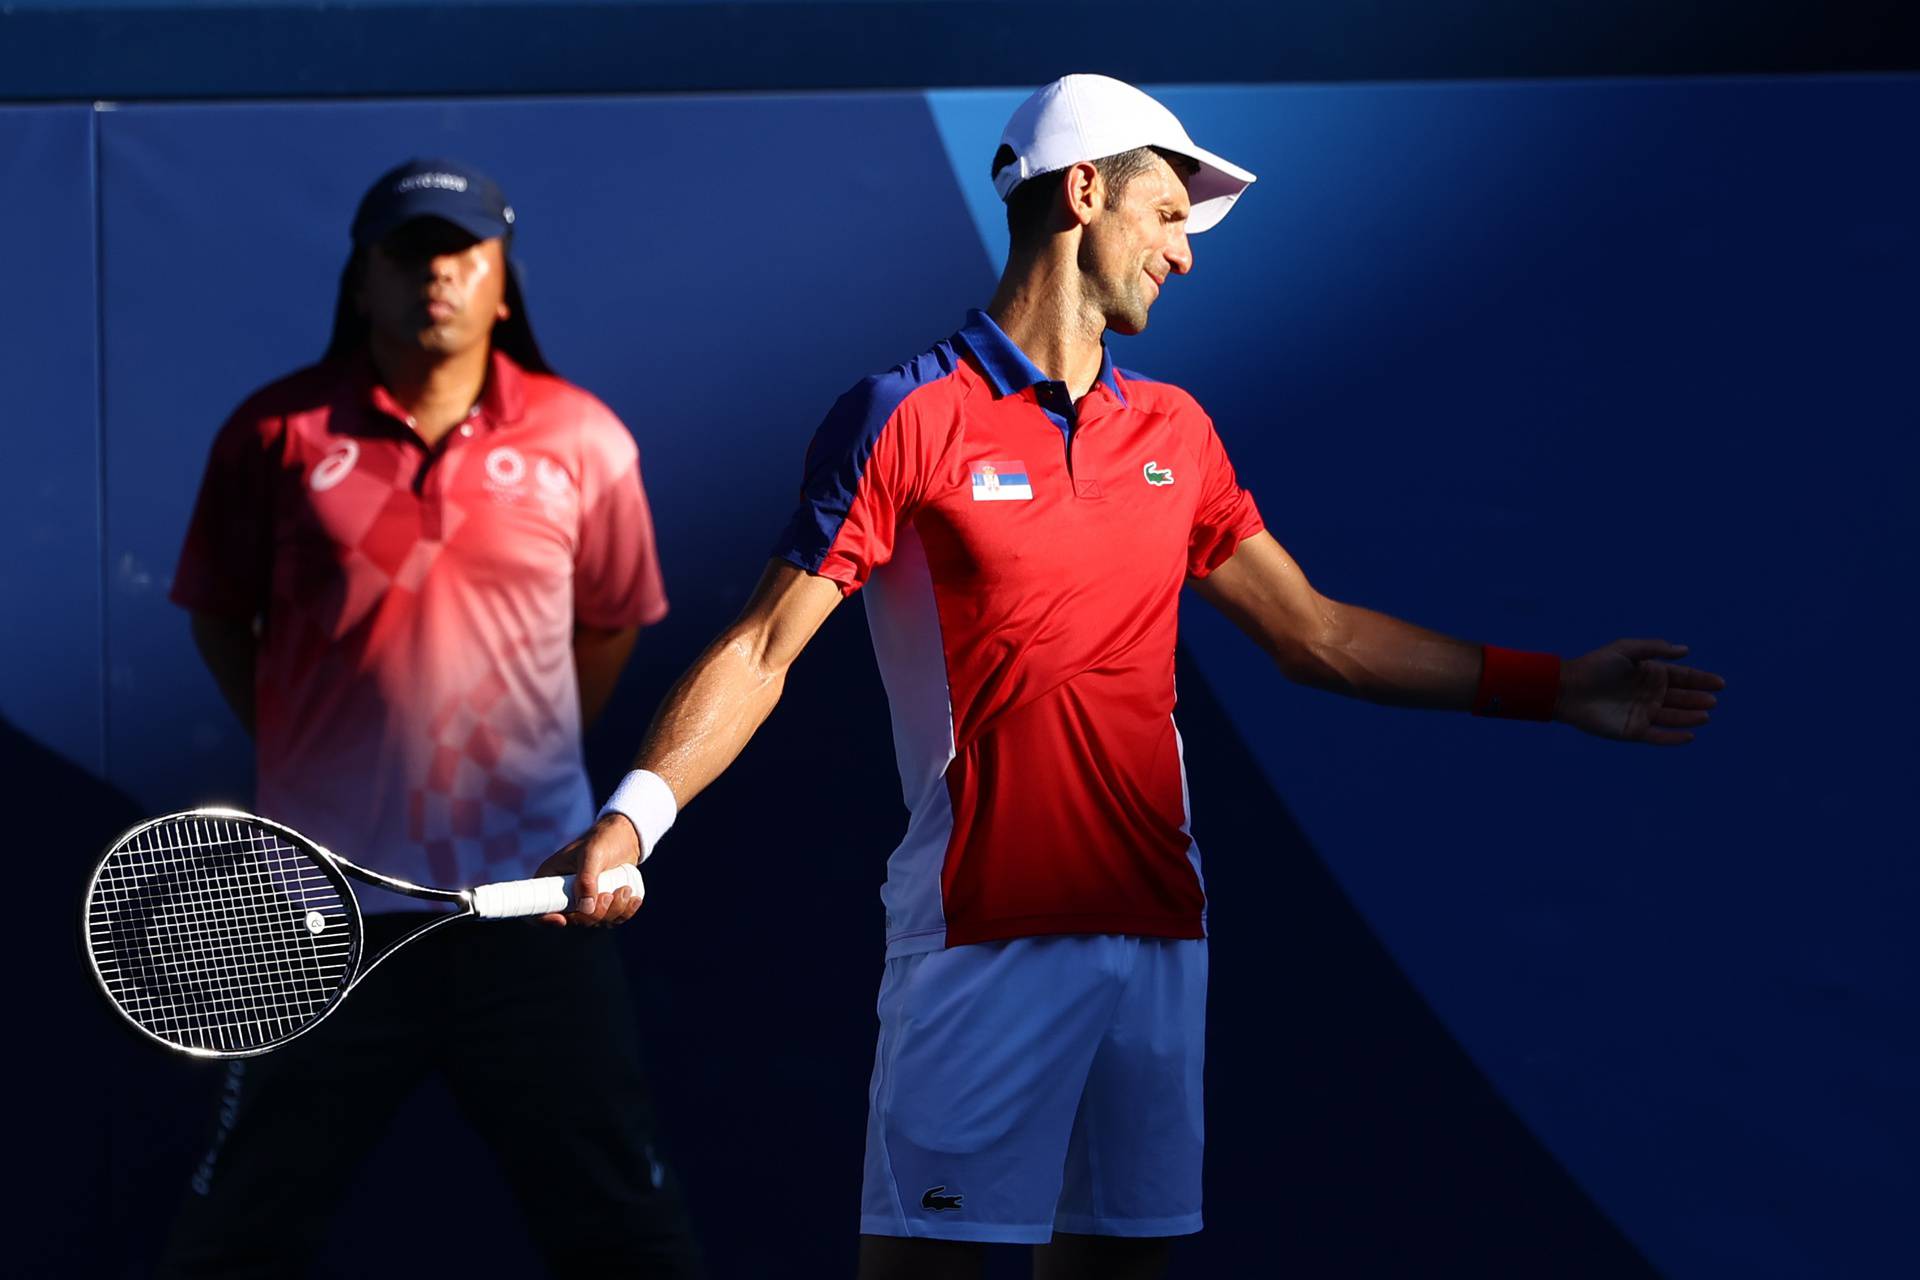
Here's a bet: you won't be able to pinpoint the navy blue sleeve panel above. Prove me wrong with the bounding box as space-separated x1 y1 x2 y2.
770 338 962 586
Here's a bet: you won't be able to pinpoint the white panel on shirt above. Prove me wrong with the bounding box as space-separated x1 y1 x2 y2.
1172 714 1208 935
863 523 956 954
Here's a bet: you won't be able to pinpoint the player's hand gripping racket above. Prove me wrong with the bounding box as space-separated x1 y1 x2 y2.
81 807 642 1059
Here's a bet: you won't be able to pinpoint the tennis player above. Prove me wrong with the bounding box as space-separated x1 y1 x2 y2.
545 75 1725 1280
160 158 700 1276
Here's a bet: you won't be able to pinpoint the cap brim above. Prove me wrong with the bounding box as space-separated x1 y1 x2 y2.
992 138 1256 233
1174 143 1256 235
354 191 510 248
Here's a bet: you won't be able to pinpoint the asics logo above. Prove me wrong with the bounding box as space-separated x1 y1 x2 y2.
310 441 359 492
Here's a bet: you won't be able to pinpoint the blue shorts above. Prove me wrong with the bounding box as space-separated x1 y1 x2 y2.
859 935 1207 1243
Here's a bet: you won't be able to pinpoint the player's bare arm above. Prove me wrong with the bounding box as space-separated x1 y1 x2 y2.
536 560 844 925
1191 529 1725 743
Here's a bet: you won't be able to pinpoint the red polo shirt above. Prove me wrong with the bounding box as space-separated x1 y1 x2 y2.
774 310 1264 953
173 350 666 900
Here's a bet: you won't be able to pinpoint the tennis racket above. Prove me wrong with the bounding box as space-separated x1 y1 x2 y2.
81 807 641 1060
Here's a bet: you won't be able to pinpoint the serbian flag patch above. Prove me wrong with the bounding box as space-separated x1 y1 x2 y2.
970 459 1032 501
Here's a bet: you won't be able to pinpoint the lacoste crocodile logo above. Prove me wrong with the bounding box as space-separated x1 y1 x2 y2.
1143 460 1175 487
921 1185 964 1212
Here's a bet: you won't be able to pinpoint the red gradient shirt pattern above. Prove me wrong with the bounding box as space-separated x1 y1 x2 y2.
173 352 666 899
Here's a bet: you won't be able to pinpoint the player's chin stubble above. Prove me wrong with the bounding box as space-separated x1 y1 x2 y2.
1108 289 1151 335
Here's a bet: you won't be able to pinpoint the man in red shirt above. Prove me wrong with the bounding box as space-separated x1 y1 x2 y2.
546 77 1725 1279
161 158 699 1277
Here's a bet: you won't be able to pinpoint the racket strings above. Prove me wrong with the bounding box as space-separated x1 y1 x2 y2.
94 823 344 1046
86 817 357 1053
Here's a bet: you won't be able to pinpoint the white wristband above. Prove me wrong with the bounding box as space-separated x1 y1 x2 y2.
597 769 677 863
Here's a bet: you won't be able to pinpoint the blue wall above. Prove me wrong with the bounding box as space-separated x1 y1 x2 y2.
6 0 1908 101
0 107 101 774
5 76 1915 1277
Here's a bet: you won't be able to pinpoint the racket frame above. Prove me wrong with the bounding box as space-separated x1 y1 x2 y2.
83 806 482 1060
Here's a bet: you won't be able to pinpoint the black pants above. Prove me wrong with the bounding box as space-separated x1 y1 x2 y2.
157 915 702 1278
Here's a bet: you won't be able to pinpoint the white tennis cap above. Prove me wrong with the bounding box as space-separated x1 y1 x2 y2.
992 74 1257 234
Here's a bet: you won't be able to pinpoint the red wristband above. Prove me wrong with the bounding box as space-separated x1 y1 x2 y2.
1473 645 1561 721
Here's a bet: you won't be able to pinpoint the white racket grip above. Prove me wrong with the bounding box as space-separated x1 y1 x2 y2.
471 863 644 919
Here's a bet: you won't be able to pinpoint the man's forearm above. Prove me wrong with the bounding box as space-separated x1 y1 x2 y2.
628 629 792 808
1281 599 1484 711
1194 532 1488 712
543 631 794 911
594 562 842 856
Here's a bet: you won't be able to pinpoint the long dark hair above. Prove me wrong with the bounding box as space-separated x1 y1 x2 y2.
323 245 554 375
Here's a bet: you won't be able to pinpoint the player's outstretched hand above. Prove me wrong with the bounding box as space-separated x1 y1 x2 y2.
534 814 644 927
1558 638 1726 746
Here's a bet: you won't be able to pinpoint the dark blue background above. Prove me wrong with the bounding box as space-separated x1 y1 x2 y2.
3 74 1914 1278
7 0 1914 100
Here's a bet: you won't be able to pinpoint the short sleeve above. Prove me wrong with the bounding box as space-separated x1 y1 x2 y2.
770 374 927 596
170 409 280 620
1187 413 1265 579
573 416 669 629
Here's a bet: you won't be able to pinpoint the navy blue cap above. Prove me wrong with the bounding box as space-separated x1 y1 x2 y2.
350 158 516 248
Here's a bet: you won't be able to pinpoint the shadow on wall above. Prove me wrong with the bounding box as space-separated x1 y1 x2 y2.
1166 650 1658 1279
5 714 212 1277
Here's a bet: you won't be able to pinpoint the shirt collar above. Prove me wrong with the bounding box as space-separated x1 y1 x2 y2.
349 347 528 434
957 309 1127 407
